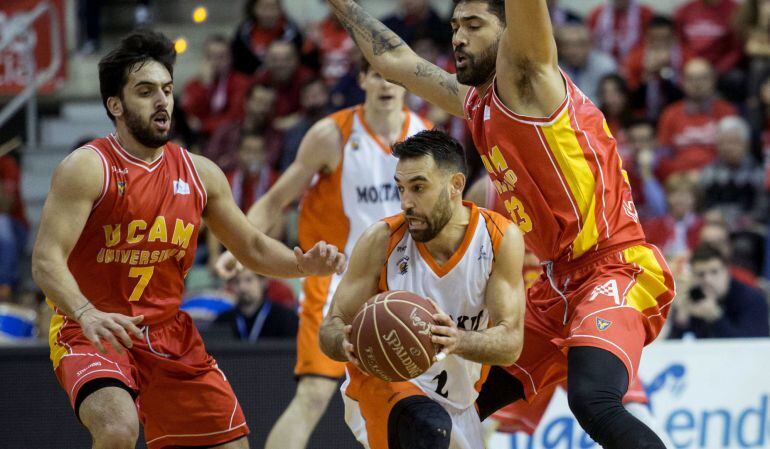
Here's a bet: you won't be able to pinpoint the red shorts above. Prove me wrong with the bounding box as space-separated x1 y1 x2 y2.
506 243 675 401
48 311 249 449
492 377 649 434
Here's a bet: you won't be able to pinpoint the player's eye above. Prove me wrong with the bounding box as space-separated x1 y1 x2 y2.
397 186 405 193
412 185 423 192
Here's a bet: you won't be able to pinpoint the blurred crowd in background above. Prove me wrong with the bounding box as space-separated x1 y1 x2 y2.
2 0 770 344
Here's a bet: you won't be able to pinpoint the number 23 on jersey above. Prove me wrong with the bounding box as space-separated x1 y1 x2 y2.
480 146 533 233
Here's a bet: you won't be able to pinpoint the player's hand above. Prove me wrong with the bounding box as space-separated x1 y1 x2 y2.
428 299 461 362
215 250 243 280
343 325 364 372
294 241 347 276
77 306 144 355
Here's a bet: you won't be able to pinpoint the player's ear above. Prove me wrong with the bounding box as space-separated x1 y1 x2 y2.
450 172 466 198
107 96 124 119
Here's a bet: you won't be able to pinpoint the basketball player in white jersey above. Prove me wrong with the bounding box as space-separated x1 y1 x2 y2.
319 130 526 449
215 60 432 449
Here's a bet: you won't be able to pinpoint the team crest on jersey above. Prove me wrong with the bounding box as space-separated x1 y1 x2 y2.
478 243 488 261
116 180 126 195
596 317 612 331
398 256 409 275
351 137 360 150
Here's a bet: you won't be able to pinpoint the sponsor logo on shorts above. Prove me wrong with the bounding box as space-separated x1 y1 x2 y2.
76 361 102 377
596 317 612 331
589 279 621 305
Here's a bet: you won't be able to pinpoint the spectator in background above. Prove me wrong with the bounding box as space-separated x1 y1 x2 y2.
670 244 769 339
700 116 766 225
734 0 770 97
208 134 281 268
557 23 617 102
624 16 687 120
642 174 704 260
181 35 253 139
329 49 366 110
382 0 451 47
0 145 28 299
279 78 332 170
698 219 762 287
674 0 743 77
255 40 315 121
228 134 278 212
587 0 654 63
656 58 738 181
214 270 298 341
597 75 634 144
205 84 283 171
305 14 356 86
547 0 582 27
622 120 667 219
231 0 307 74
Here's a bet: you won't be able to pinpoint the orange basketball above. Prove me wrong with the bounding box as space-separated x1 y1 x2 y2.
350 290 438 382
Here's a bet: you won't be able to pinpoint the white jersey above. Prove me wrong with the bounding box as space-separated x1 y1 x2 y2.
341 202 512 448
297 105 431 314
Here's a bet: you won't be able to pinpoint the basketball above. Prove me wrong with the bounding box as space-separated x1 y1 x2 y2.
350 290 439 382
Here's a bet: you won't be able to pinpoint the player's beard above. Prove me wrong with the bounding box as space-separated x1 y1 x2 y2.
456 40 499 87
123 106 171 149
407 188 453 242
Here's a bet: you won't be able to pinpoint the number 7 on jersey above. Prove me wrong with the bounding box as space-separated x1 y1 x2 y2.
128 266 154 301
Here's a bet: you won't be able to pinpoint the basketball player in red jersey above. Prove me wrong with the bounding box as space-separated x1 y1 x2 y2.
31 30 345 449
328 0 674 447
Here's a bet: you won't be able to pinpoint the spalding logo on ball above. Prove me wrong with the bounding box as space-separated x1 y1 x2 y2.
350 290 439 382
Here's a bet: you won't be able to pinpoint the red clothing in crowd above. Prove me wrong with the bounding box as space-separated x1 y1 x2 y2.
656 99 737 179
674 0 743 74
250 18 295 62
181 71 253 136
0 155 27 226
225 166 278 212
642 214 704 256
254 66 315 118
587 2 654 62
306 18 356 86
205 120 284 172
623 42 691 90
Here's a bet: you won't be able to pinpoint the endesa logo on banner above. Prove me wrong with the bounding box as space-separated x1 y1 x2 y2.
488 339 770 449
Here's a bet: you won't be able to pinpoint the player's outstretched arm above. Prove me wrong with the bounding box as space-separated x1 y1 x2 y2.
495 0 565 118
320 222 389 363
194 154 346 278
327 0 468 117
431 225 526 366
213 118 342 279
32 149 144 354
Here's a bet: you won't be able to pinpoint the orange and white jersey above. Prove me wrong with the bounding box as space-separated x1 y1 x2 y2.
297 105 431 315
343 202 511 412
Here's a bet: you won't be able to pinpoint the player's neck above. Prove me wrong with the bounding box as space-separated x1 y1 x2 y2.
362 103 405 145
474 77 495 99
114 126 165 163
423 201 471 264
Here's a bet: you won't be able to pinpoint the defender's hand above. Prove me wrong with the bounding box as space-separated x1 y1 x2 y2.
77 307 144 355
294 241 347 276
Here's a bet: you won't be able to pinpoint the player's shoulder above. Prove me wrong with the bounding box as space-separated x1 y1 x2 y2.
353 221 392 262
50 146 105 199
323 106 357 139
477 206 512 234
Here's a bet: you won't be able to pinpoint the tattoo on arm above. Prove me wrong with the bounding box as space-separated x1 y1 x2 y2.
414 62 460 96
331 1 406 56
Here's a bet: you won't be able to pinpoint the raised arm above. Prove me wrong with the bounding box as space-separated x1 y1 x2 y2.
194 154 345 278
32 149 144 354
319 222 389 362
327 0 468 117
246 118 342 233
431 224 526 366
496 0 565 117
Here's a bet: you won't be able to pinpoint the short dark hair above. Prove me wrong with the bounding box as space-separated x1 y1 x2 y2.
648 15 673 30
98 30 176 122
359 57 371 75
452 0 506 25
392 130 468 176
691 244 728 265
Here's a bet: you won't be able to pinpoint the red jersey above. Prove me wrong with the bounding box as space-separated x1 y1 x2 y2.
464 74 645 264
65 134 205 324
